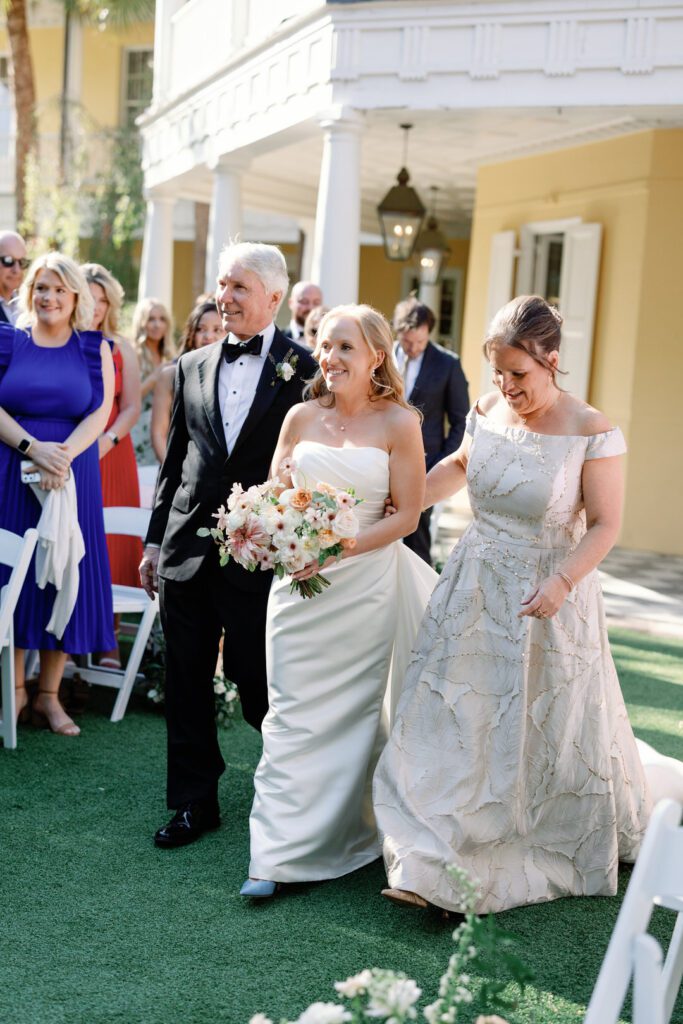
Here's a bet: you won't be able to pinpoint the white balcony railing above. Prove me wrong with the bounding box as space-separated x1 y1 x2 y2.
167 0 323 101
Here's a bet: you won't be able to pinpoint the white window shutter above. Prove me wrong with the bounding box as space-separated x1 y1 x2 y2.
515 224 535 294
557 223 602 402
481 230 516 395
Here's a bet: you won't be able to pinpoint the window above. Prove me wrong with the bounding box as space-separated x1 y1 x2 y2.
122 48 153 126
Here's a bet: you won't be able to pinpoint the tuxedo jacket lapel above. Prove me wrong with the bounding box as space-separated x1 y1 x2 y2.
410 342 436 400
198 342 228 454
229 330 289 459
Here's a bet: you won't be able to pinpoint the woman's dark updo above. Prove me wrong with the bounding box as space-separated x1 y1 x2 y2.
483 295 563 374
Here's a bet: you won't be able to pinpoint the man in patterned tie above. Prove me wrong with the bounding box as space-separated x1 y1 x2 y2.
140 242 316 849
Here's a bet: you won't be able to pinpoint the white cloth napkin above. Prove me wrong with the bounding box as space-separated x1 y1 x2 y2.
30 473 85 639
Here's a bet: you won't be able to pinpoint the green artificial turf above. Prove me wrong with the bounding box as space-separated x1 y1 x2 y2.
1 628 682 1024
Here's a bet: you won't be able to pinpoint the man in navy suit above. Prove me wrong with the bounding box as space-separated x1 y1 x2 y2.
393 297 469 565
140 242 316 848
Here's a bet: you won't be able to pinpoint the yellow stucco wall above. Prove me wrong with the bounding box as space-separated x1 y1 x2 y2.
460 128 683 554
359 237 470 331
0 21 154 132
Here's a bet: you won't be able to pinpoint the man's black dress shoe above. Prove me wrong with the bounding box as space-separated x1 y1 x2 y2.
153 801 221 848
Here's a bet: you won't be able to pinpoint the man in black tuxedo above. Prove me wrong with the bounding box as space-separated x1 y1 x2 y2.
283 280 323 342
140 242 316 848
393 297 469 565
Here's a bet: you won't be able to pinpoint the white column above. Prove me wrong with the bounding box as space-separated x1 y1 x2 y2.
419 281 441 316
312 114 364 306
138 189 175 306
298 216 316 282
204 161 245 291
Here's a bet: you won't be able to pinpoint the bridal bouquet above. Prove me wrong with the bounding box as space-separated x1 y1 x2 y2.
199 459 362 598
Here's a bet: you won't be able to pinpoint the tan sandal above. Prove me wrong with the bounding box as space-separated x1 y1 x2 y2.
31 690 80 737
381 887 429 909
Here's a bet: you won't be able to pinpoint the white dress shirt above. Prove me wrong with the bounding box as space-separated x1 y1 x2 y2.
288 319 303 341
394 342 425 400
218 321 276 454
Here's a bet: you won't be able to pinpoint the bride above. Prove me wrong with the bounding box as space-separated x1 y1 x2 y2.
240 304 438 897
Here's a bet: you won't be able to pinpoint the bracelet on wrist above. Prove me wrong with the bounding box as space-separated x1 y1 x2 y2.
555 570 575 591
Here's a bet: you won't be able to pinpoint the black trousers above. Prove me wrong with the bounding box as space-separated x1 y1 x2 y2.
403 507 433 566
158 553 269 809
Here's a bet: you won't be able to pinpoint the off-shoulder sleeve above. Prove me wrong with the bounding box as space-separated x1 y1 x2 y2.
465 403 479 438
0 322 17 383
77 330 111 415
585 426 627 460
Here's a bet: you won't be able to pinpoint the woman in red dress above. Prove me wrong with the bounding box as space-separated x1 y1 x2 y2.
82 263 142 668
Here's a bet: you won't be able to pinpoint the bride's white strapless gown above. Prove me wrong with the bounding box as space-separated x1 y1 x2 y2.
248 441 438 882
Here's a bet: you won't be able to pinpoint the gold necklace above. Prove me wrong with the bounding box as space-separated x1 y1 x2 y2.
333 403 371 433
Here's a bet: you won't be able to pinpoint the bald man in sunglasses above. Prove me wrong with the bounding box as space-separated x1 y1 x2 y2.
0 231 28 325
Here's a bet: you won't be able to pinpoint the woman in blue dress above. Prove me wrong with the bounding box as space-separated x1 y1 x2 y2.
0 252 115 736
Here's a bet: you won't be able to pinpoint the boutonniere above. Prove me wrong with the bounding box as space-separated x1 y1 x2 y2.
268 348 299 386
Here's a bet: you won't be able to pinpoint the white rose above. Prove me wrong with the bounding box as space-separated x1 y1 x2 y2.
279 362 295 381
296 1004 351 1024
332 509 359 539
334 970 373 999
213 680 226 695
226 508 248 531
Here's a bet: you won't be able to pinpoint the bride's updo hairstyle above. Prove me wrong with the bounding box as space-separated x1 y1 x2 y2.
306 303 416 413
484 295 565 376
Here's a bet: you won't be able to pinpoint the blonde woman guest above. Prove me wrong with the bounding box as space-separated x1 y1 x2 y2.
130 297 173 465
151 299 223 463
0 253 115 736
241 304 438 898
374 295 651 914
82 263 142 668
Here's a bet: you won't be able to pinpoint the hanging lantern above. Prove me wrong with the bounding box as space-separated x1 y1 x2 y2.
416 187 450 285
376 125 426 261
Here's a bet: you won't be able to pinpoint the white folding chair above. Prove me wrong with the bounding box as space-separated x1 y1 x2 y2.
63 507 159 722
0 527 39 749
585 799 683 1024
137 464 158 510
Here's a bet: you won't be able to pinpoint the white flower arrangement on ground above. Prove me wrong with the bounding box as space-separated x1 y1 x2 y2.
247 867 532 1024
198 459 363 599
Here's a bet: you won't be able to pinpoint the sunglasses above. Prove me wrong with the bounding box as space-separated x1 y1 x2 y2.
0 255 29 270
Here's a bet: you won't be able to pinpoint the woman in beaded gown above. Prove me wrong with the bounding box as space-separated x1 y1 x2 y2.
374 296 652 915
242 305 438 896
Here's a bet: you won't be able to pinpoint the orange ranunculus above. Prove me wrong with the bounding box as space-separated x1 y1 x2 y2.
318 528 338 548
290 488 313 511
341 537 357 550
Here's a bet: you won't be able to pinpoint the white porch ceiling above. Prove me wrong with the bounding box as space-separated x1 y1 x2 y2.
176 104 683 239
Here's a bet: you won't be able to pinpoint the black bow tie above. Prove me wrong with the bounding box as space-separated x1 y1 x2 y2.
222 335 263 363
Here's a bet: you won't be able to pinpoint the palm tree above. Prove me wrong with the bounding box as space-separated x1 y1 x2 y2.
3 0 154 229
4 0 36 227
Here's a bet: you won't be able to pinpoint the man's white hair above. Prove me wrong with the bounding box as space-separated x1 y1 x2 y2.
218 242 289 313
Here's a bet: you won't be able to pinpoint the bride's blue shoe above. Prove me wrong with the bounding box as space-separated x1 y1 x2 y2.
240 878 279 898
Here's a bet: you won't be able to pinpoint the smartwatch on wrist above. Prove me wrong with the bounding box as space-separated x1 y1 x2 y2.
107 431 119 447
17 437 33 455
